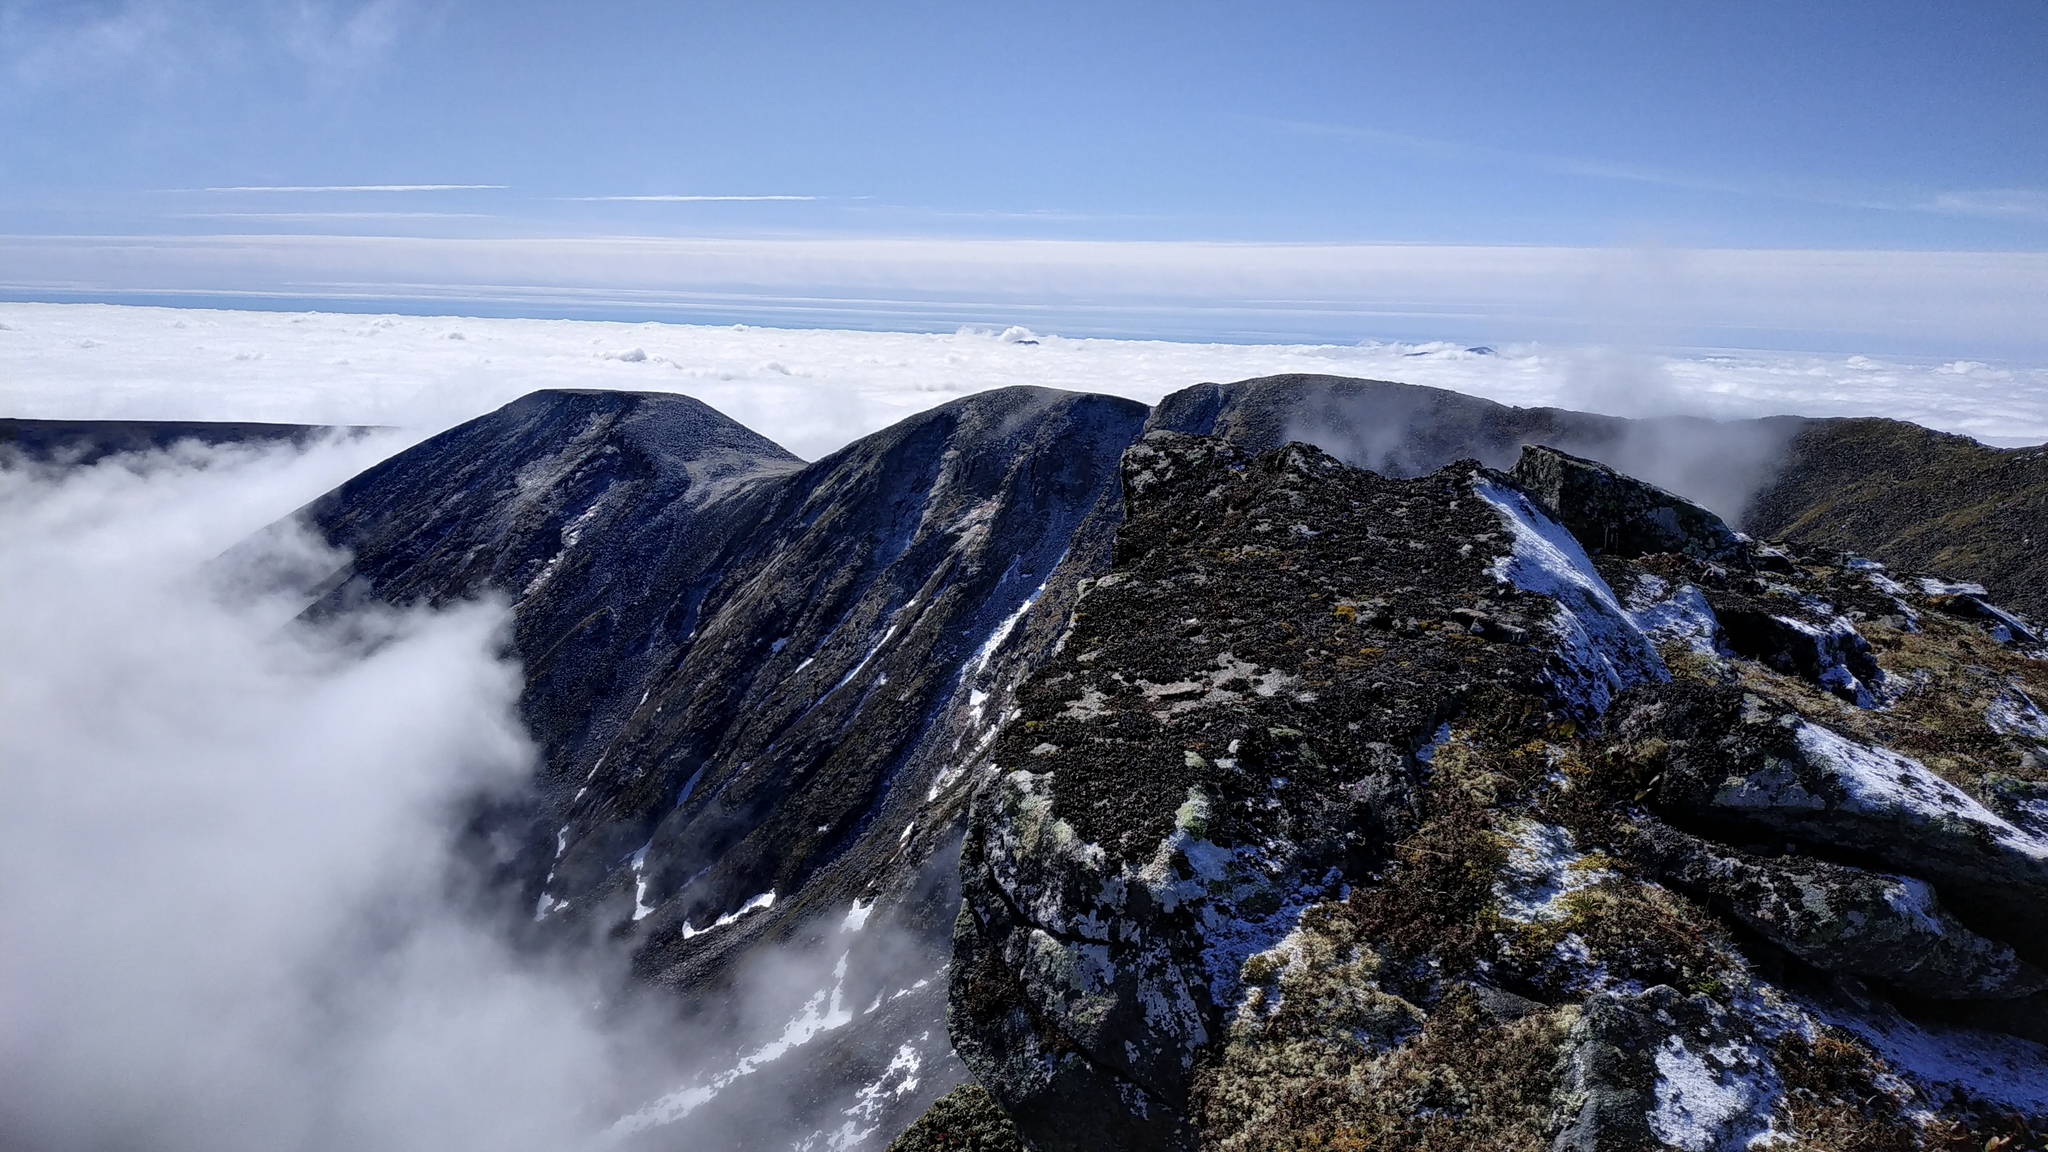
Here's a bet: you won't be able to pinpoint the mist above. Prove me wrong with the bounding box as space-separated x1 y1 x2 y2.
0 438 948 1152
1280 371 1802 526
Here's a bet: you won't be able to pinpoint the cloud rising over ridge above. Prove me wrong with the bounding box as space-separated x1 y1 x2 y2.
0 434 974 1152
0 437 656 1152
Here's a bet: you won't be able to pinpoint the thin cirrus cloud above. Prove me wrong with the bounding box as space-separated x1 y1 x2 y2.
175 212 500 219
1923 190 2048 222
562 195 822 202
1246 114 1866 208
198 185 508 193
1241 115 2029 220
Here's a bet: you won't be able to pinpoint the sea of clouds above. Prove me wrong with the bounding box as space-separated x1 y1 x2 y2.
4 303 2045 461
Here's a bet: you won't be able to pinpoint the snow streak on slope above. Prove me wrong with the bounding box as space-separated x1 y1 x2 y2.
5 303 2045 460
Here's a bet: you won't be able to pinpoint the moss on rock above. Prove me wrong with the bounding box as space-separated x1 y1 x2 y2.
886 1085 1026 1152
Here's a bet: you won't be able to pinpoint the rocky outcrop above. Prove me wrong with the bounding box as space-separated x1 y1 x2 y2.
1630 821 2047 1000
1612 686 2048 964
884 1084 1024 1152
953 432 2048 1150
953 431 1556 1149
1509 444 1746 564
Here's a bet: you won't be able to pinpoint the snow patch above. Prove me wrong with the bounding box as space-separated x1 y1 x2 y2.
833 624 899 693
1472 477 1667 715
1624 574 1724 657
1816 999 2048 1116
1493 819 1613 923
841 899 873 933
1648 1034 1780 1152
805 1040 925 1151
965 581 1046 684
678 890 777 939
1986 686 2048 741
628 842 656 921
609 950 856 1135
1794 722 2048 863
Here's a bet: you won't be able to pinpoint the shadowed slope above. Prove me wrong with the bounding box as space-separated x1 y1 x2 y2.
1744 418 2048 619
1 417 377 466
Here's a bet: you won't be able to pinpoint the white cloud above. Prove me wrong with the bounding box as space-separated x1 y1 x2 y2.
0 437 632 1152
0 436 951 1151
1924 189 2048 221
4 303 2045 457
565 195 822 202
202 185 508 192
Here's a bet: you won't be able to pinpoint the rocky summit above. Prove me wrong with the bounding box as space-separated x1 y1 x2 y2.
201 374 2045 1150
948 430 2048 1152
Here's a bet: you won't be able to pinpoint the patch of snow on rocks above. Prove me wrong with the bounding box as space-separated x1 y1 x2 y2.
1472 477 1667 715
802 1040 925 1152
1794 722 2048 863
610 950 856 1135
965 580 1047 684
1648 1034 1781 1152
629 842 656 921
841 898 873 933
1493 818 1613 923
1918 577 1989 597
1986 686 2048 742
1624 574 1724 657
679 890 777 939
1777 614 1883 707
1817 999 2048 1117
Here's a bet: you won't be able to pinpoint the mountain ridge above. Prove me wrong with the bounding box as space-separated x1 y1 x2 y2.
62 375 2044 1149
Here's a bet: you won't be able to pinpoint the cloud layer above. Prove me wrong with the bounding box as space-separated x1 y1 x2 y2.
5 303 2044 462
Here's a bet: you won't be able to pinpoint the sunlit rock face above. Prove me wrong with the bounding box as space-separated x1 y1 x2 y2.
952 432 2048 1152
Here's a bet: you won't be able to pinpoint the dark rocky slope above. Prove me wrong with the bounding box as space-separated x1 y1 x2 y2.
1744 417 2048 620
0 416 375 465
211 374 2043 1151
950 434 2047 1151
270 385 1150 1145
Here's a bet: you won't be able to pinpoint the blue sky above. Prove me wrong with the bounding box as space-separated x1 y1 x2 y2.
4 1 2045 349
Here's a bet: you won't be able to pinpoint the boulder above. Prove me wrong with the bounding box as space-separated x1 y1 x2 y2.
1619 687 2048 963
1510 444 1747 565
1632 821 2048 1000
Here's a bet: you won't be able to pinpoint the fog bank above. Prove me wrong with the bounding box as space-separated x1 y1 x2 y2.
0 439 969 1151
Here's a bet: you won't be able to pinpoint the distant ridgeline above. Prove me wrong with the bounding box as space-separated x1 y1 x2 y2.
0 417 384 466
98 376 2046 1149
